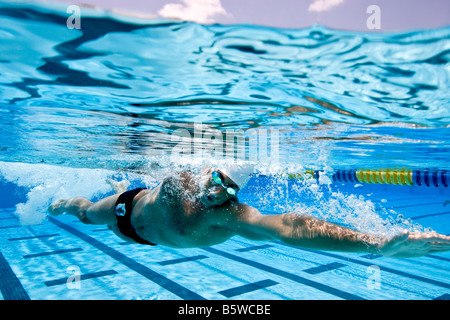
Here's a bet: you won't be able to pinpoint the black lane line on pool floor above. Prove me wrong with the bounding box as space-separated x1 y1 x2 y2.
44 270 118 287
50 216 363 300
274 241 450 290
202 247 364 300
8 234 60 241
22 248 84 259
0 210 29 300
234 244 274 252
0 251 30 300
218 279 279 298
303 262 346 275
48 216 205 300
157 255 209 266
53 216 365 300
411 211 450 221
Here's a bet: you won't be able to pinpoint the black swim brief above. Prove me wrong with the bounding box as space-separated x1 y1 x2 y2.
114 187 157 246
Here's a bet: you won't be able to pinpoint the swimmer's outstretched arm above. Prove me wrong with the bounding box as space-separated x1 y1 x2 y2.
232 203 450 258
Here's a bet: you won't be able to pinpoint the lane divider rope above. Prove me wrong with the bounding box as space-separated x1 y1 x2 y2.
283 169 449 187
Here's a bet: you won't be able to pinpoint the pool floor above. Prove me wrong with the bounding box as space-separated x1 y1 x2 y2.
0 182 449 300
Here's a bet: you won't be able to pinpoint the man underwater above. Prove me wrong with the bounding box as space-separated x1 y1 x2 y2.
49 163 450 258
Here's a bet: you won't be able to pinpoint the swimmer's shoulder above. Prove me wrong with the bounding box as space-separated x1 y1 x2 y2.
155 170 196 205
160 170 197 191
212 199 253 220
220 201 261 218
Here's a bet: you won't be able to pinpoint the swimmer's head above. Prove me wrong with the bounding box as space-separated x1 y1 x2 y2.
199 164 254 207
220 163 254 190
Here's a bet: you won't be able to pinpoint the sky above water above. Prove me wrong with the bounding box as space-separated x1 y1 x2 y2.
50 0 450 31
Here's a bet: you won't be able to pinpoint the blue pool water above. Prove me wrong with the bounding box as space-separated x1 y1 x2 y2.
0 1 449 300
1 174 449 300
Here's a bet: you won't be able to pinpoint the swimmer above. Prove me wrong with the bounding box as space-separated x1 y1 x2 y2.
49 164 450 258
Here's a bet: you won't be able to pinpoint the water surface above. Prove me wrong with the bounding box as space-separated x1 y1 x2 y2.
0 1 449 172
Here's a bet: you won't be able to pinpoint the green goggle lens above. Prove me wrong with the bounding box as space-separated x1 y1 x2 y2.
226 187 236 196
212 173 222 185
212 171 237 196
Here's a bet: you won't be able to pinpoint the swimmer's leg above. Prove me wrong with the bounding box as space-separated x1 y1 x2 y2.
48 179 129 225
48 194 120 225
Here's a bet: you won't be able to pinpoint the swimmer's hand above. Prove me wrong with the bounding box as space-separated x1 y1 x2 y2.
378 230 450 258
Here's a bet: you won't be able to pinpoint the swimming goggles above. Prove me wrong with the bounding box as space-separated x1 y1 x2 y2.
211 171 238 196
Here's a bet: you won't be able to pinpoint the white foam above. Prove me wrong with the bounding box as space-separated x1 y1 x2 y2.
245 166 427 238
293 180 427 238
0 161 116 225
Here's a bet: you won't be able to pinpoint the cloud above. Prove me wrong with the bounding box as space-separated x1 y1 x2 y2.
158 0 227 24
308 0 345 13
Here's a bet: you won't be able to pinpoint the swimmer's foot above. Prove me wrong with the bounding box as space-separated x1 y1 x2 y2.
106 178 130 194
48 199 67 216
